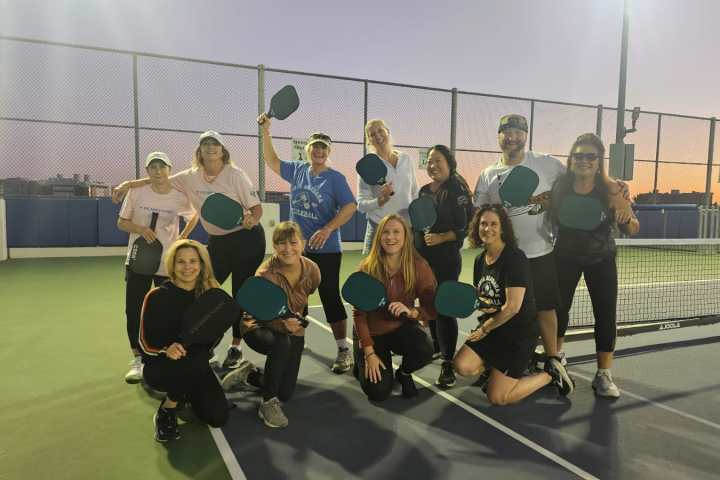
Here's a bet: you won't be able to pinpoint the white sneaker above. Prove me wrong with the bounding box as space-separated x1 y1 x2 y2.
125 356 143 384
221 360 256 392
331 348 353 374
592 370 620 398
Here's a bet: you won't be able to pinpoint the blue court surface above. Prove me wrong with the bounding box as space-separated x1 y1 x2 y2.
209 304 720 480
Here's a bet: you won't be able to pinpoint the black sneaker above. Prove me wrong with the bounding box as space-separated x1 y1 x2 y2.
544 356 574 396
154 404 180 442
222 346 243 370
473 369 491 394
436 361 456 389
395 369 418 398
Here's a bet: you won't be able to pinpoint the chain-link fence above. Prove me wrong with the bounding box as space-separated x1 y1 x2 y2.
1 35 718 205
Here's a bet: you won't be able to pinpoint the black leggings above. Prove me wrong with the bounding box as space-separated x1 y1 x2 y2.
353 322 433 402
124 267 167 351
208 225 266 339
556 253 618 352
143 352 228 428
303 252 347 324
423 246 461 361
243 328 304 402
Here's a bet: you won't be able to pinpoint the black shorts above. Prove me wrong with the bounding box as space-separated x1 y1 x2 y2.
466 327 537 379
529 252 560 311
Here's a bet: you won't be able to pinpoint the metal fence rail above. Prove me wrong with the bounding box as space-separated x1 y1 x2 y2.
1 34 718 205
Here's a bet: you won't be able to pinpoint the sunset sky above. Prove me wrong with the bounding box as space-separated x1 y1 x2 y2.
1 0 719 200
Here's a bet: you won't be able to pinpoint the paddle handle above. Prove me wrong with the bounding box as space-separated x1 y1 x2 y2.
149 212 159 232
378 180 394 196
280 312 309 328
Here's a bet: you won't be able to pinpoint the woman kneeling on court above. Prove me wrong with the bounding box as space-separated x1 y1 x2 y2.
139 239 232 442
453 205 572 405
354 214 436 401
222 221 320 428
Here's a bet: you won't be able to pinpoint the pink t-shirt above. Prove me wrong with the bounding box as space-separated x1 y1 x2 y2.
170 164 261 236
119 185 195 277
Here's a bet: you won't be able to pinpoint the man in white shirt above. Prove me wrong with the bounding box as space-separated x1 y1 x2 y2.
473 114 572 388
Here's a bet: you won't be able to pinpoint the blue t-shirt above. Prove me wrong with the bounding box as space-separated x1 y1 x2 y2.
280 161 355 253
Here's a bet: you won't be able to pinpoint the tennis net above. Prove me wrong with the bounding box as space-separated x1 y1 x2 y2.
567 238 720 334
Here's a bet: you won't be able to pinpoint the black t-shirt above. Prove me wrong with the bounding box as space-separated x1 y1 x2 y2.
415 175 473 254
139 281 197 361
553 186 616 264
473 245 537 337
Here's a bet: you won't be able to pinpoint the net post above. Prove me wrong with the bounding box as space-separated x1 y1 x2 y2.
653 114 662 204
257 64 265 201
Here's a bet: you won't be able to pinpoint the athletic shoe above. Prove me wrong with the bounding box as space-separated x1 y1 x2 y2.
436 361 456 389
592 370 620 398
331 348 353 374
557 351 568 367
258 397 288 428
222 346 243 370
544 357 574 396
395 369 418 399
221 359 257 392
473 369 491 394
154 404 180 442
431 351 442 361
124 356 143 384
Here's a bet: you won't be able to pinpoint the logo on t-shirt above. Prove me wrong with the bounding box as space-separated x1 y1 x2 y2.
291 189 320 220
476 275 503 307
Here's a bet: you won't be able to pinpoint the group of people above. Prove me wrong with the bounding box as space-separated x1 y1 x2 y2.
113 112 638 442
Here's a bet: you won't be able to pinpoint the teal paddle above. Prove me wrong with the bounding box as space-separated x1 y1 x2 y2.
235 276 309 327
201 193 245 230
558 194 606 231
499 165 539 207
409 196 437 234
434 281 497 318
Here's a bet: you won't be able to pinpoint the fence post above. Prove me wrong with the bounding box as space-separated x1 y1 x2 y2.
257 65 265 201
705 117 716 207
595 104 603 137
132 55 140 179
362 81 368 156
450 88 458 153
653 114 662 204
528 100 535 151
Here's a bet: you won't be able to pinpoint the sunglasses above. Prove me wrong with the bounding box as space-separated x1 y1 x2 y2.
571 153 599 162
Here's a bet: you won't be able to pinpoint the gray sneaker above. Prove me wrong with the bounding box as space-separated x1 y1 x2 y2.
125 356 143 384
221 359 256 392
258 397 288 428
592 370 620 398
331 348 353 374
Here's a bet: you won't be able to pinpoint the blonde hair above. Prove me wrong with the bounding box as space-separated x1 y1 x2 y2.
359 214 418 297
165 239 221 297
191 144 233 170
364 118 395 154
272 221 305 245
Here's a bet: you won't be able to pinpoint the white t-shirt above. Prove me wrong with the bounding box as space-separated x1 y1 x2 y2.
119 185 195 276
356 151 419 224
473 151 566 258
171 164 261 236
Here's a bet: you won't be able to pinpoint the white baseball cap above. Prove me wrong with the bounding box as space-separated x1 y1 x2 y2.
144 151 172 168
198 130 226 147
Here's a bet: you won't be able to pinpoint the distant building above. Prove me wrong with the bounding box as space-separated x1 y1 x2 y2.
0 174 109 197
635 190 711 205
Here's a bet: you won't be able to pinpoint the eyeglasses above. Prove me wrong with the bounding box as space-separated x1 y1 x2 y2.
572 153 599 162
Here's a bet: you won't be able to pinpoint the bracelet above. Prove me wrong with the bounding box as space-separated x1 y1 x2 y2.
364 352 376 360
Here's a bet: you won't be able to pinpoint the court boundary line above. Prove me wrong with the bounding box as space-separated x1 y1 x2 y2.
208 423 248 480
306 311 598 480
455 330 720 432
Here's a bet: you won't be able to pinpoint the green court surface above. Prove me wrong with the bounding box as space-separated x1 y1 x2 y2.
0 245 716 479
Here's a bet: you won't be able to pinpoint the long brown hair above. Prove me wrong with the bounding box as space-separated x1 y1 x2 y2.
467 204 518 249
359 214 420 297
165 239 221 297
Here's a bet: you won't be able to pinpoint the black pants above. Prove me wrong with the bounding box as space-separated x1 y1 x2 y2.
353 322 433 402
303 252 347 324
556 253 618 352
208 225 266 339
421 245 461 361
143 351 229 428
243 328 304 402
125 267 167 352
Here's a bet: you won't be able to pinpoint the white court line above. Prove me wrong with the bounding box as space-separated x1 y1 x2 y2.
455 329 720 432
306 311 598 480
208 426 248 480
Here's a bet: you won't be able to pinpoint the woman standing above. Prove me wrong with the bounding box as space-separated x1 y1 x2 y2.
453 205 573 405
222 222 321 428
415 145 473 389
551 133 639 398
140 239 238 441
258 115 356 374
357 119 418 254
113 131 265 369
117 152 197 384
353 214 436 402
